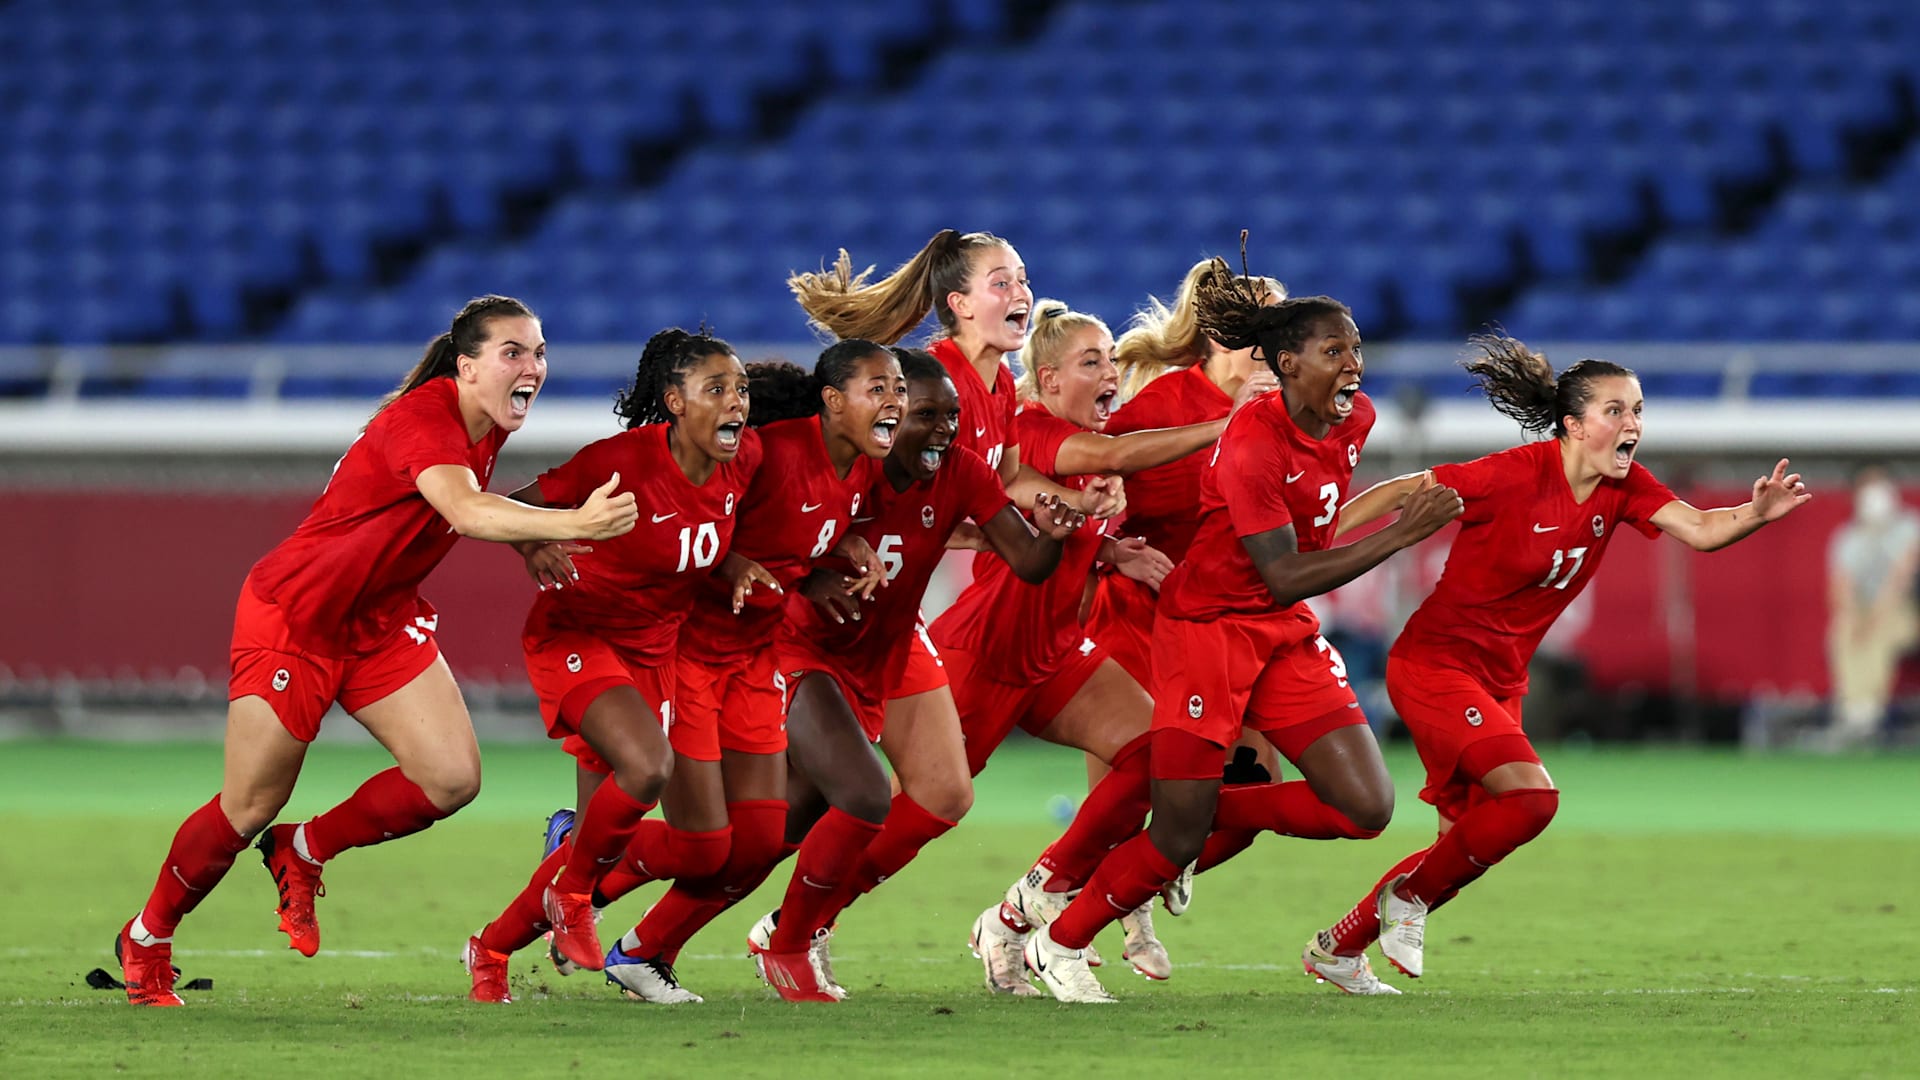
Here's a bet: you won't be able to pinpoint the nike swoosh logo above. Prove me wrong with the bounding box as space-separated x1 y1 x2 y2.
651 512 677 523
1532 523 1558 533
1103 892 1130 913
975 426 988 438
1285 471 1306 483
801 502 823 513
171 865 205 892
802 875 831 890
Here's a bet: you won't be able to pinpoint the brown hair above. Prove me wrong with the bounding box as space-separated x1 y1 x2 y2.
789 229 1012 344
1116 258 1286 399
376 294 537 416
1462 333 1636 439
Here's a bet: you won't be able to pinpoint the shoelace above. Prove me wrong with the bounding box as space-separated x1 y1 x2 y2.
809 929 838 988
643 957 685 990
1124 905 1158 943
984 932 1028 988
1058 951 1110 998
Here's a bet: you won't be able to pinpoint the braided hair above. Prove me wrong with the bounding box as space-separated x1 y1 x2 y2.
613 327 737 430
1191 234 1348 377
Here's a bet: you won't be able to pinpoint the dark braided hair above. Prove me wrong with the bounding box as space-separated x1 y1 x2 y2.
891 346 948 386
745 361 819 427
1462 333 1636 439
1191 233 1349 377
613 327 736 430
375 294 536 417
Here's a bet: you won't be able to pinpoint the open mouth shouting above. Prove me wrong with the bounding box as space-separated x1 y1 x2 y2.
508 380 539 420
1614 437 1638 471
1006 303 1031 339
716 420 745 453
1093 388 1119 424
920 437 950 474
872 417 898 451
1332 379 1361 418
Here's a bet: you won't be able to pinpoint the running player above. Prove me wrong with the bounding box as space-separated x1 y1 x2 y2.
587 341 899 1000
1021 265 1463 1004
460 327 773 1003
1303 333 1810 991
113 297 638 1006
745 348 1086 1001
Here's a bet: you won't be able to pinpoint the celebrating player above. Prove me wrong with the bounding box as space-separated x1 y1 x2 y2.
461 327 767 1003
1021 262 1463 1004
744 348 1086 1001
584 341 898 1000
1303 333 1810 991
113 296 638 1006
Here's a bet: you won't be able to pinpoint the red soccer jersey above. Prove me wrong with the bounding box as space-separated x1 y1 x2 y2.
1391 439 1677 696
1105 363 1231 563
930 337 1017 476
930 407 1108 684
525 422 760 663
781 446 1011 698
1159 391 1377 627
248 377 507 656
680 416 881 659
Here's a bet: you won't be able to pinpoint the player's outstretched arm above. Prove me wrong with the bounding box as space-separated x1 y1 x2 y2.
978 494 1082 584
415 465 638 542
1246 482 1462 607
1333 470 1434 539
1050 420 1227 478
1649 458 1812 552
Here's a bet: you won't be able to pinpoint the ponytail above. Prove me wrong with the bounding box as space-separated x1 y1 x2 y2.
789 229 1009 344
1464 333 1636 439
374 294 536 418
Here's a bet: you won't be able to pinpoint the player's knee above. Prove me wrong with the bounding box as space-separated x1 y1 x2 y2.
1343 789 1395 836
221 789 291 838
417 761 482 813
613 753 673 805
926 777 974 822
836 781 893 826
1503 787 1560 843
675 828 731 880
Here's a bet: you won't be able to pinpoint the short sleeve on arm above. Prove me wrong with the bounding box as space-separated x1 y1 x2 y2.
1216 420 1295 538
1620 462 1680 538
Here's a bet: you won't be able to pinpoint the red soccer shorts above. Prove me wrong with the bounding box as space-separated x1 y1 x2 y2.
677 648 787 758
1386 654 1539 822
942 637 1110 776
523 628 678 773
1084 572 1157 691
1150 612 1363 760
780 625 949 743
228 575 442 744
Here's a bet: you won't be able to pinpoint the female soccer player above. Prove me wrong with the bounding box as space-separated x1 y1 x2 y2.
746 348 1086 1001
788 231 1124 520
459 327 776 1004
1302 334 1810 992
1020 268 1463 1004
113 296 639 1006
927 300 1256 991
584 341 898 1000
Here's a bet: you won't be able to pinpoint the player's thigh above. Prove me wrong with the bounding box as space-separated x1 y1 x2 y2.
350 653 481 810
879 684 972 821
785 673 889 822
220 694 310 836
720 749 787 804
1033 658 1151 762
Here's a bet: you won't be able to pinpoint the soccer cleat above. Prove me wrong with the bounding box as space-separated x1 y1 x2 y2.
1022 925 1116 1004
1161 861 1196 917
463 934 513 1004
1120 904 1171 980
115 920 183 1007
604 941 703 1004
257 823 324 957
547 905 603 977
748 910 844 997
753 943 846 1003
543 885 606 972
1376 874 1428 978
1302 931 1400 995
1002 864 1073 932
967 905 1040 997
541 807 576 858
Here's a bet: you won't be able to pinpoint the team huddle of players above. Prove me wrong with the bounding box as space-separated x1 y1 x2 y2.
111 231 1811 1007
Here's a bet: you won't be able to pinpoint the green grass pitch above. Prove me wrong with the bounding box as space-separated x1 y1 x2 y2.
2 739 1915 1078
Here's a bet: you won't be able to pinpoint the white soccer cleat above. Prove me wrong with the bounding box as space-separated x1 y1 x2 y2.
1002 865 1074 932
1302 932 1400 995
1023 925 1116 1004
1376 874 1428 978
1160 861 1196 917
1120 904 1171 980
968 905 1040 996
603 940 704 1004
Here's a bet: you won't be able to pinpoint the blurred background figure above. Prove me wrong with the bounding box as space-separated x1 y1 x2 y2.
1825 466 1920 749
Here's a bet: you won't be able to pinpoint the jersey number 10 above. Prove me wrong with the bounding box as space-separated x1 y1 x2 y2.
677 523 721 572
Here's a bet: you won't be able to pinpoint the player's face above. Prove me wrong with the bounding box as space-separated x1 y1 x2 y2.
949 244 1032 353
894 375 963 482
1043 323 1121 431
828 351 906 458
667 351 751 462
1565 374 1644 480
462 316 547 433
1276 314 1363 429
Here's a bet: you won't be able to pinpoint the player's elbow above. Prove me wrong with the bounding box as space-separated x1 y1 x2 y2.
1010 549 1061 584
